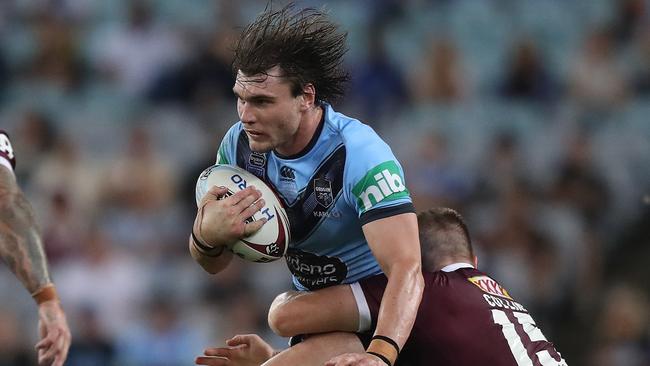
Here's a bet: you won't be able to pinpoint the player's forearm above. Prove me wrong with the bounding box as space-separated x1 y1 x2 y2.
188 235 233 274
0 178 51 294
373 262 423 358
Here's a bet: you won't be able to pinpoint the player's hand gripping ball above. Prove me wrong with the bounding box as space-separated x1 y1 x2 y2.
196 164 290 262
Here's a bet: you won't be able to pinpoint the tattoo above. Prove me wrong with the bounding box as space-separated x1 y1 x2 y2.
0 168 51 293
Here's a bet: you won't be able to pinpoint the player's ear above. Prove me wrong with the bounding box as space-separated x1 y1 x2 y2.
300 83 316 110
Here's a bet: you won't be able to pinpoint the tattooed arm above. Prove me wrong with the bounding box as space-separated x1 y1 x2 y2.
0 167 51 293
0 166 71 366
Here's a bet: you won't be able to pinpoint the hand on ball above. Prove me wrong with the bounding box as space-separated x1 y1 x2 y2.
194 185 267 248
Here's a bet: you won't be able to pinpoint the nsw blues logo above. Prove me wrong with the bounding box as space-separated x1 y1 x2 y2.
246 152 267 180
314 178 333 208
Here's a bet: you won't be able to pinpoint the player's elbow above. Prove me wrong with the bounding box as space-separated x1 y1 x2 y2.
268 292 302 337
268 309 294 337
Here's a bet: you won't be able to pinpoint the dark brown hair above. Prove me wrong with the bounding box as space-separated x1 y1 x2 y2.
417 207 474 271
232 3 350 103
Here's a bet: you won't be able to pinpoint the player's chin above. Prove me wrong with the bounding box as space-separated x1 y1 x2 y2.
248 140 273 153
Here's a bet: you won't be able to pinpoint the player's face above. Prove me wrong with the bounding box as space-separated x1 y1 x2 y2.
233 67 304 154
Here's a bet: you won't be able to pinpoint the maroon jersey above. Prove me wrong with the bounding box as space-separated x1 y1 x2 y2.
359 267 567 366
0 130 16 171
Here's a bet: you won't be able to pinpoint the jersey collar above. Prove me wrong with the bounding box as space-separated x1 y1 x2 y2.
440 263 475 272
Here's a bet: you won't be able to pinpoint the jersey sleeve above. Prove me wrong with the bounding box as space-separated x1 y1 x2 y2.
342 123 414 225
0 130 16 173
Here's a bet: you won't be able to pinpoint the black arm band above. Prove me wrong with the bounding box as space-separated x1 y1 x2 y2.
372 335 401 354
191 231 224 257
367 351 392 366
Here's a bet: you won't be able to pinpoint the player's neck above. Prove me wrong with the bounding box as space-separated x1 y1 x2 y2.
276 106 323 157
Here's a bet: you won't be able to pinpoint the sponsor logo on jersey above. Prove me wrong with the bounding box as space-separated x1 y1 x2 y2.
244 153 267 180
314 178 334 208
285 250 347 290
278 166 298 202
249 152 266 167
468 276 513 300
312 209 342 219
352 161 409 212
280 166 295 179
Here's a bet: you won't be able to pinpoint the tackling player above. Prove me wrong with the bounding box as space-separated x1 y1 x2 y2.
196 208 568 366
189 4 423 366
0 130 71 366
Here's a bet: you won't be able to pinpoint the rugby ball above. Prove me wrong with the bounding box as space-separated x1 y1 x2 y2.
195 164 290 263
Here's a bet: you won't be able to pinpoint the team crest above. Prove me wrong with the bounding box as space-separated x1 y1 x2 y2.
468 276 513 300
314 178 334 208
249 152 266 167
246 152 267 180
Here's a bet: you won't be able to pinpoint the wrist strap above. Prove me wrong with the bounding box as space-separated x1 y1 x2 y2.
367 351 391 366
31 284 58 304
366 335 399 366
191 231 224 257
371 335 400 354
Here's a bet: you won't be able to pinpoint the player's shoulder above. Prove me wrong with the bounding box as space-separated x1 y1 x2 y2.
323 104 387 152
324 106 410 213
323 105 399 169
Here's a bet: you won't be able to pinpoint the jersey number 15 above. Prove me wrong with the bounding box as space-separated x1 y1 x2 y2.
491 309 568 366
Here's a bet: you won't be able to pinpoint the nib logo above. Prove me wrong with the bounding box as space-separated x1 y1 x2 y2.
352 161 409 212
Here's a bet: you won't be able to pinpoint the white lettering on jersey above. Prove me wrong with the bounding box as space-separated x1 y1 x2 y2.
359 169 406 210
491 310 568 366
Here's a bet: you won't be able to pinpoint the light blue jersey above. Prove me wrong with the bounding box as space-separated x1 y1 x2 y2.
215 104 414 290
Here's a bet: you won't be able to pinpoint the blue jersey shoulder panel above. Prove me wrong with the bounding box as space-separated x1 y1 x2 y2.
328 110 411 217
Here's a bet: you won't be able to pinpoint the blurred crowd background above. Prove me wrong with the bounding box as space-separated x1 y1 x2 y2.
0 0 649 365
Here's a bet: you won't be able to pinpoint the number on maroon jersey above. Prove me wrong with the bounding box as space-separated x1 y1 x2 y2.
491 310 568 366
0 132 16 170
